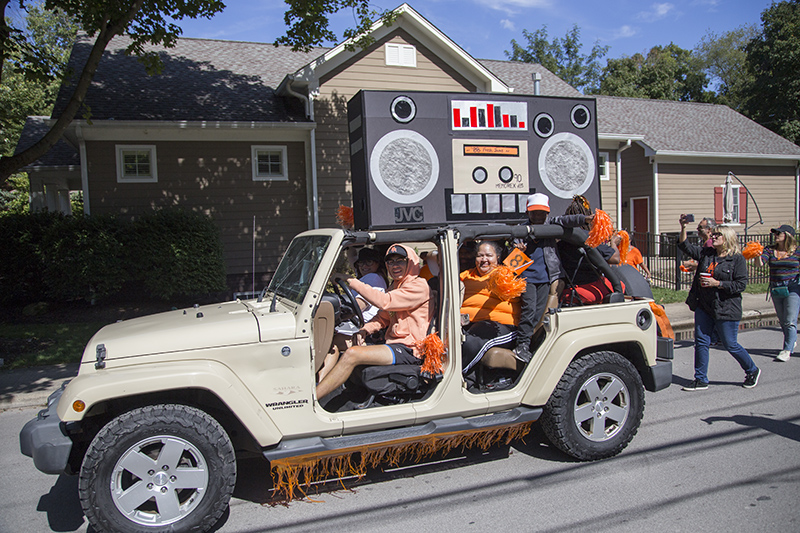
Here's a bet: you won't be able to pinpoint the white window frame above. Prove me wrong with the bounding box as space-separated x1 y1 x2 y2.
385 43 417 67
116 145 157 183
598 152 610 181
251 145 288 181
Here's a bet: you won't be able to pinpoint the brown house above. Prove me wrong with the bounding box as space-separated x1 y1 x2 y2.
21 3 800 287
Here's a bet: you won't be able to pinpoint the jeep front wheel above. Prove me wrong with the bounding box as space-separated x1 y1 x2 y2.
540 351 644 461
79 404 236 533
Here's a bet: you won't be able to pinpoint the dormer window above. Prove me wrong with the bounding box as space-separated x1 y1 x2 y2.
385 43 417 67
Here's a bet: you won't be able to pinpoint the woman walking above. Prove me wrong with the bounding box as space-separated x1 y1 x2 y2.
678 215 760 390
756 224 800 362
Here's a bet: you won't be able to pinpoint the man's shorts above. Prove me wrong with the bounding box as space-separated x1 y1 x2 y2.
386 343 422 365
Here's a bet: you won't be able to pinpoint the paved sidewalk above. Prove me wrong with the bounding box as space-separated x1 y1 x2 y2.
0 293 779 412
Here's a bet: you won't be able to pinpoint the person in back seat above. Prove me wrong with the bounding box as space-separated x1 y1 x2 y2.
460 240 521 374
316 244 431 400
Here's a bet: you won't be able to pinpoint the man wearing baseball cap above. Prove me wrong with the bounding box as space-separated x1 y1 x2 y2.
317 244 431 400
513 193 594 363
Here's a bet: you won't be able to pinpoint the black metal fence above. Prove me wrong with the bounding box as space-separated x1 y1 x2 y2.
630 232 772 291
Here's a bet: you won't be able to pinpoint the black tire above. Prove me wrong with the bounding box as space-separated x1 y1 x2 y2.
540 351 645 461
79 404 236 533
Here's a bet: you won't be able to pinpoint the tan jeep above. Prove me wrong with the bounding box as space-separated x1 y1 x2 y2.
20 223 672 533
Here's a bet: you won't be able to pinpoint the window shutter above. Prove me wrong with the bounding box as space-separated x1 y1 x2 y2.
714 186 723 223
386 44 400 65
400 45 416 67
739 188 747 224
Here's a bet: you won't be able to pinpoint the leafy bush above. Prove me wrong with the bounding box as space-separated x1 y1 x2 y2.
39 214 128 302
0 211 54 303
0 208 227 304
128 209 227 300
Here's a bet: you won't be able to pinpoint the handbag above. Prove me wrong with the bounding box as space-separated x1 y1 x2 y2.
771 283 790 298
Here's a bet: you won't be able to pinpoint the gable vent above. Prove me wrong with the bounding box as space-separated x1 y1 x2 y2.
385 43 417 67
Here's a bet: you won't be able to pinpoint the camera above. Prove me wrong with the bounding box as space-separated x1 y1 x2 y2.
685 214 694 222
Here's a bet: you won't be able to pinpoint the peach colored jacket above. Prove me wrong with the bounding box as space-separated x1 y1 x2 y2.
348 244 431 358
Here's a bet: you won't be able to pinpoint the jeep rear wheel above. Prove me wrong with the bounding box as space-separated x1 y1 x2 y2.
540 351 644 461
79 404 236 533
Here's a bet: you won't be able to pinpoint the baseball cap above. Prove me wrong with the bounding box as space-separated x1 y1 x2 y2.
526 193 550 212
771 224 796 237
385 244 408 259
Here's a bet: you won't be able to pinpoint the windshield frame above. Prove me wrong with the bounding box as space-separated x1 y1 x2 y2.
268 234 332 306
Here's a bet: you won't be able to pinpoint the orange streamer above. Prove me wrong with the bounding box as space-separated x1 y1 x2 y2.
742 241 764 260
488 265 527 301
417 332 446 379
336 205 354 228
649 301 674 340
617 230 630 265
586 209 613 247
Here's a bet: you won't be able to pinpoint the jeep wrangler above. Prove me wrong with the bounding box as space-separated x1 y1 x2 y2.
20 222 672 533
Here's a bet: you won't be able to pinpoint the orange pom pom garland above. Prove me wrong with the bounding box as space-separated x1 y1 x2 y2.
742 241 764 260
487 265 527 301
336 205 354 228
586 209 613 247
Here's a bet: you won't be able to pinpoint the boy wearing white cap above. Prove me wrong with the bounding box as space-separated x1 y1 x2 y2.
513 193 593 363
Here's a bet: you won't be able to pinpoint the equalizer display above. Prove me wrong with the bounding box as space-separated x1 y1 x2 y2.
451 100 527 131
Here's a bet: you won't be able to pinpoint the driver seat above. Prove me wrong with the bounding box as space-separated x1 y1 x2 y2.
312 299 337 374
351 289 440 408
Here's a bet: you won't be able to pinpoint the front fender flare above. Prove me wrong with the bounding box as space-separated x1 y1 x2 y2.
56 360 282 447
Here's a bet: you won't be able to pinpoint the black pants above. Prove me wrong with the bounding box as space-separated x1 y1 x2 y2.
517 280 550 349
462 321 517 373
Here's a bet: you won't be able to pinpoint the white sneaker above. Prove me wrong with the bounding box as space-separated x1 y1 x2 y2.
775 350 791 362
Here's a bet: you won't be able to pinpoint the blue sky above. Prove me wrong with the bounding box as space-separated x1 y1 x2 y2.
171 0 772 62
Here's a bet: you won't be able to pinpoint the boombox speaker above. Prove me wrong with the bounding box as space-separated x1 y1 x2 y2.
348 90 600 230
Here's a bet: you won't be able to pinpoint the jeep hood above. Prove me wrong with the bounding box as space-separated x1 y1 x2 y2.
82 301 296 363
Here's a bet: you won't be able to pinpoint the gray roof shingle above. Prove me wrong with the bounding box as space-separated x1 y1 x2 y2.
15 116 80 169
596 95 800 157
49 34 799 159
477 59 581 98
52 34 323 122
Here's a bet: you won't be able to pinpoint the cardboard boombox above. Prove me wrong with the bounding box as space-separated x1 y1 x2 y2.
347 90 601 230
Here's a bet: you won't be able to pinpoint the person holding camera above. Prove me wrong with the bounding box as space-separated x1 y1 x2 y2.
678 214 760 390
756 224 800 362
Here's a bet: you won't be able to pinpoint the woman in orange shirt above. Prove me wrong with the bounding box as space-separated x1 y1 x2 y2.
460 241 521 373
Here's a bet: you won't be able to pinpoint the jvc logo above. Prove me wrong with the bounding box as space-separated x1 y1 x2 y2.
395 206 424 223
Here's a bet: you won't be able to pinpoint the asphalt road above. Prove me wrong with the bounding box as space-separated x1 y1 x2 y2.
2 325 799 533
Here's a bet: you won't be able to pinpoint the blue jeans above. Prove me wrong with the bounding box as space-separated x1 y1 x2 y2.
693 307 758 383
771 284 800 352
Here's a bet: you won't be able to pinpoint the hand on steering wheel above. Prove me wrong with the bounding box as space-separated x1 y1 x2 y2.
331 276 364 328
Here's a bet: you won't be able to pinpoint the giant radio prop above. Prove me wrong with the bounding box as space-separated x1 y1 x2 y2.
348 90 601 230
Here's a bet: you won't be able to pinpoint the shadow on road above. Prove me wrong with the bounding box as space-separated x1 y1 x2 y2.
36 474 84 532
702 414 800 442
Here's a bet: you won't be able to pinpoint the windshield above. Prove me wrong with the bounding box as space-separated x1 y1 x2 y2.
268 235 332 305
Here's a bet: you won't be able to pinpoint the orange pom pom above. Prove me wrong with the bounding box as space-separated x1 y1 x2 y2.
742 241 764 260
488 265 527 301
617 230 630 265
586 209 613 247
417 332 446 380
336 205 354 228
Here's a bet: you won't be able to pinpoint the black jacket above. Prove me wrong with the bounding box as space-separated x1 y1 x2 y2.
678 239 748 321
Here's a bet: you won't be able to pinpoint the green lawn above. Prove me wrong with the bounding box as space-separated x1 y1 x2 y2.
0 322 106 370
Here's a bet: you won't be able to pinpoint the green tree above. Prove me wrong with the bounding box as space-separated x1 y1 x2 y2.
275 0 394 52
745 0 800 145
506 25 609 94
694 25 757 112
1 4 78 157
0 0 226 182
596 43 712 102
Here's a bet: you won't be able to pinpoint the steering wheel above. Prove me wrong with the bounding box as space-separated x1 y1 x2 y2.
332 277 364 328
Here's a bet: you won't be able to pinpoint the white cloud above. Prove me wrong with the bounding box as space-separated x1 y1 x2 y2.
613 25 638 39
474 0 551 15
636 2 675 22
501 19 516 31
